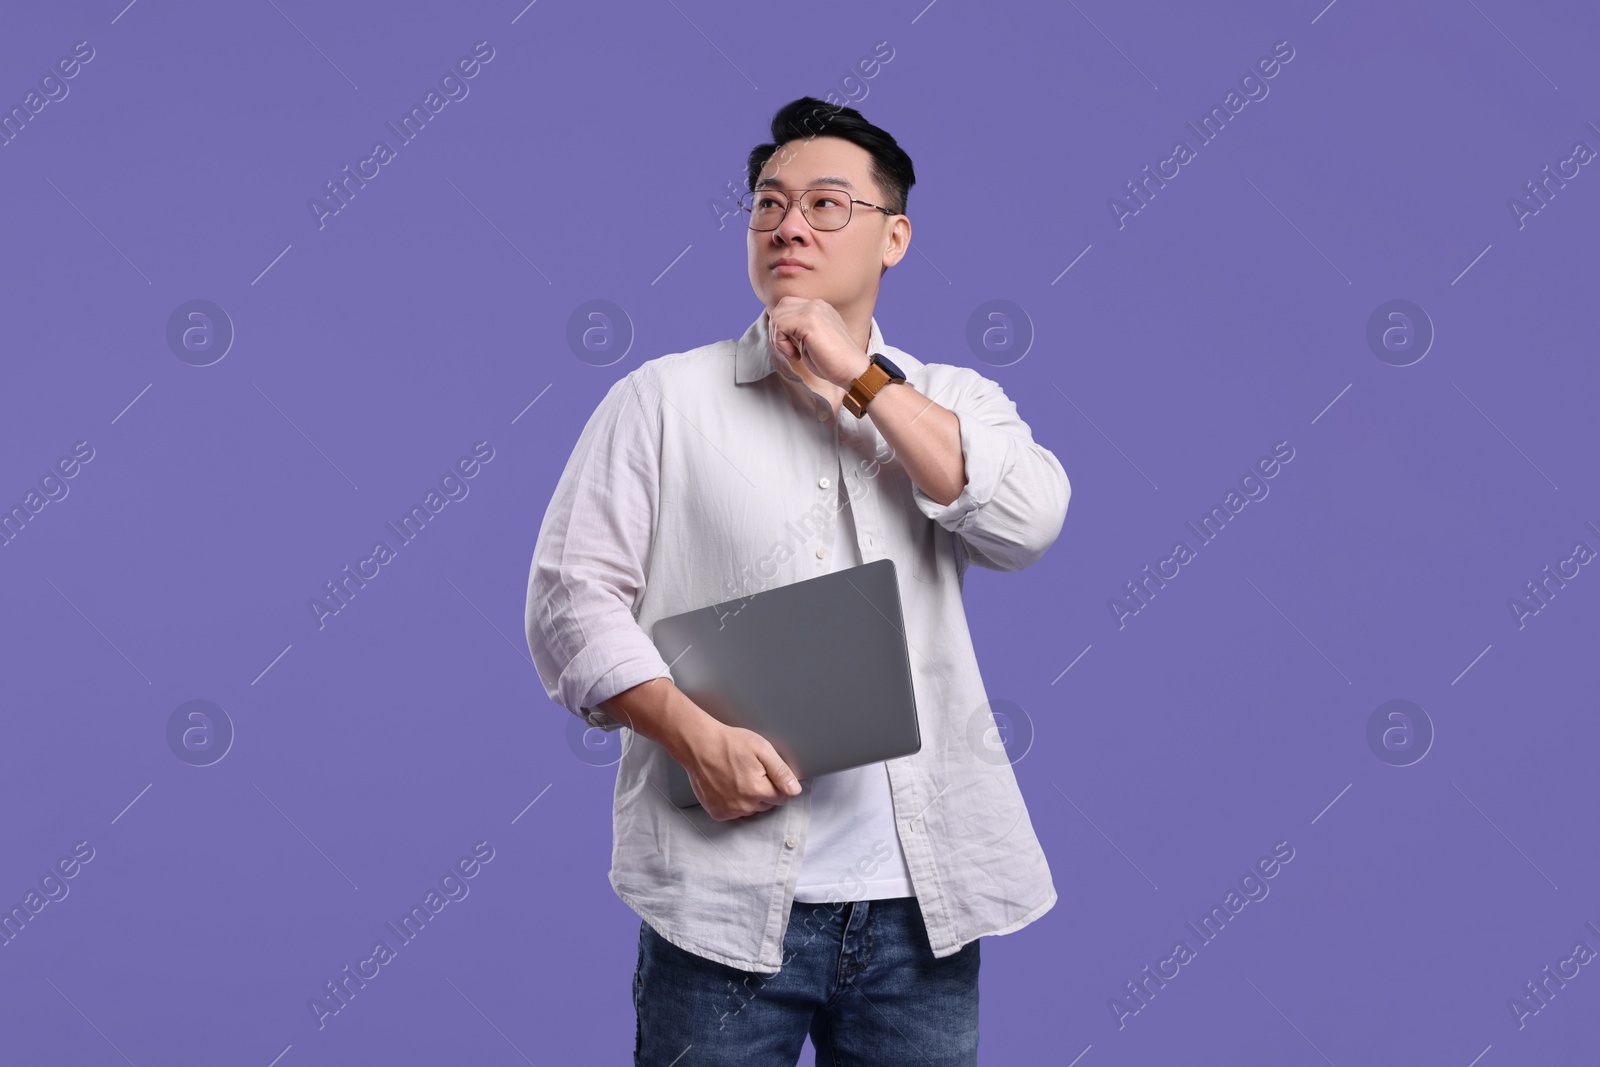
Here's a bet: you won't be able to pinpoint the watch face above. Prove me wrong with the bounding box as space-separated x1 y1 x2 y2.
873 352 906 381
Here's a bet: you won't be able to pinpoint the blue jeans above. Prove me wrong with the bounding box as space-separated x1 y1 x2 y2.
632 896 980 1066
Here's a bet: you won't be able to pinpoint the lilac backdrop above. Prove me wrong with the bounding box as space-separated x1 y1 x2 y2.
3 0 1597 1064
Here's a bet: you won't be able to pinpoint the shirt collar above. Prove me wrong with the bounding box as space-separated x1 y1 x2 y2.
735 307 889 386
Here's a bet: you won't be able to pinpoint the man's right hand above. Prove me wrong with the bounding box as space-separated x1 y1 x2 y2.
678 719 803 822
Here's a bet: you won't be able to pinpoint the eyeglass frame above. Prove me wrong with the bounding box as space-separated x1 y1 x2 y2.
738 186 899 231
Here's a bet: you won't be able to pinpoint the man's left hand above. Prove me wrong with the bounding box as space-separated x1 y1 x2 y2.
767 297 871 389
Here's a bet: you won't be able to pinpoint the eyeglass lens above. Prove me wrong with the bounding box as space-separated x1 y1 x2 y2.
744 189 852 231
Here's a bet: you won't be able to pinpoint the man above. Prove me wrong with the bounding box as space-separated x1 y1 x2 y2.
526 97 1070 1066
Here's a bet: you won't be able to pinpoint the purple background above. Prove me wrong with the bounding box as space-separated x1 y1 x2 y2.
3 0 1598 1063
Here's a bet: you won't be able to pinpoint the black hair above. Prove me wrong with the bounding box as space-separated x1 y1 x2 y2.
745 96 916 216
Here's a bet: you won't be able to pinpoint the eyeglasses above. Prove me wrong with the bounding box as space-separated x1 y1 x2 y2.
738 187 898 232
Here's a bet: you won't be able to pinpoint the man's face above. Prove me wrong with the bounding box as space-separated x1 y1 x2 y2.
745 136 904 313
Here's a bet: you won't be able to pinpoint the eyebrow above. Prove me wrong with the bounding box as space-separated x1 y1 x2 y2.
754 175 857 192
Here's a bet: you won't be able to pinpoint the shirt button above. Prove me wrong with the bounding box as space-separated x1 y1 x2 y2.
785 836 798 849
815 546 826 559
817 409 830 422
818 477 830 489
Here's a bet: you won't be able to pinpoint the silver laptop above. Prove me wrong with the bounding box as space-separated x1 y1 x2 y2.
649 557 922 808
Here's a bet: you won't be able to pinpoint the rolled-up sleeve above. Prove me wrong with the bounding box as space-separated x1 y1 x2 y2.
526 370 672 731
908 367 1070 572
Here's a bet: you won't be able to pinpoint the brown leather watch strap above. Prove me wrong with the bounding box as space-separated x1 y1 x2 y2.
843 359 893 418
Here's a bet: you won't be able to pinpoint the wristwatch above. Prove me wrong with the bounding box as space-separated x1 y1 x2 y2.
843 352 907 418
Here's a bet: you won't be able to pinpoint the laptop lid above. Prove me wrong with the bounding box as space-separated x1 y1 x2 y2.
649 557 922 808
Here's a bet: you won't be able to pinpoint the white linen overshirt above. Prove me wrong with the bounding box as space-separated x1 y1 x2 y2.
526 307 1071 973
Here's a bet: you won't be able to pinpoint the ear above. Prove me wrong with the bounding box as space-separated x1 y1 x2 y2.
881 214 911 269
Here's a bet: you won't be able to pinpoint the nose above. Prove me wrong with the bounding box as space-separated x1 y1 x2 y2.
773 197 814 239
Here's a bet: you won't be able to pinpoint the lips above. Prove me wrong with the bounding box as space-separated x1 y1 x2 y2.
771 259 810 270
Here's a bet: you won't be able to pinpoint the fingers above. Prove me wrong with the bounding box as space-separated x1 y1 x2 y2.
754 741 802 797
700 731 803 820
723 798 774 821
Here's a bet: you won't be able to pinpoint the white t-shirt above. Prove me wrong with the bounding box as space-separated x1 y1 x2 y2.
792 476 917 902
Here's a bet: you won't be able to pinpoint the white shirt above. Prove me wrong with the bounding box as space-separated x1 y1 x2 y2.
526 308 1071 974
791 487 916 903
